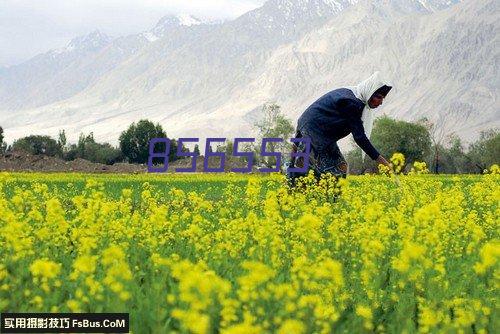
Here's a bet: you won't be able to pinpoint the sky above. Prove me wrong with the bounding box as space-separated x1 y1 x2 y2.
0 0 266 67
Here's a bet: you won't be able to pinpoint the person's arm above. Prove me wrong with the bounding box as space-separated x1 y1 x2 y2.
348 116 391 167
348 113 381 161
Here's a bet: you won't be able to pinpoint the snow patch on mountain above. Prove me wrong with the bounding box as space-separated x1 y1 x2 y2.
52 30 113 55
140 14 209 42
142 32 159 42
176 14 203 26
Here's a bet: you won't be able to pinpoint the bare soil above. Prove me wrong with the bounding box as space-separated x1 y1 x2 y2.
0 150 262 173
0 150 146 173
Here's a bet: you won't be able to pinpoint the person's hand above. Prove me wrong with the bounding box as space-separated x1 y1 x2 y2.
376 155 390 167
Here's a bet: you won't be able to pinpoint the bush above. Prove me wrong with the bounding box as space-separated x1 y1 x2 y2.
65 133 123 165
12 135 62 157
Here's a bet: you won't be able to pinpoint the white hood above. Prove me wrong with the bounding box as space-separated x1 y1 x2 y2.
347 71 392 159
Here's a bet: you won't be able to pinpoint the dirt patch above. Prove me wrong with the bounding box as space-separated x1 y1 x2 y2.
0 150 146 173
0 150 264 173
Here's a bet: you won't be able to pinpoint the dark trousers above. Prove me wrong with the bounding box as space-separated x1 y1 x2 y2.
286 127 347 186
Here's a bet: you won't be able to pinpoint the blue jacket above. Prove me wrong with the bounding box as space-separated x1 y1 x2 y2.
297 88 380 160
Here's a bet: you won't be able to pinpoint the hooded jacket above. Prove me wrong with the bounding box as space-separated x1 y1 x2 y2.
297 72 391 161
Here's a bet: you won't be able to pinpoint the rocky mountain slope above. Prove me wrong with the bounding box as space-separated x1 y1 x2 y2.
1 0 497 148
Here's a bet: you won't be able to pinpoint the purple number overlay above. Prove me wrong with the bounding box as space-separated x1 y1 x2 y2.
259 138 283 173
148 138 171 173
147 137 311 173
288 137 311 173
175 138 199 173
204 138 226 172
231 138 255 173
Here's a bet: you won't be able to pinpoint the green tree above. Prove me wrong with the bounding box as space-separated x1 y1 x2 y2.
12 135 62 157
418 114 468 174
0 126 5 154
65 132 123 165
241 142 258 166
57 129 67 151
370 116 432 167
225 140 234 156
77 133 94 158
425 135 475 174
346 117 432 174
119 120 174 164
194 144 200 156
467 129 500 172
254 103 294 167
216 140 234 156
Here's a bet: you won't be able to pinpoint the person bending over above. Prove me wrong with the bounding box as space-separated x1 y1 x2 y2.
287 71 392 185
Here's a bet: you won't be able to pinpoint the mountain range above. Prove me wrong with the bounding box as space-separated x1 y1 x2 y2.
1 0 498 149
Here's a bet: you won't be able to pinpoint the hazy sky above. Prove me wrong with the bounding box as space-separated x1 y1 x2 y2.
0 0 266 67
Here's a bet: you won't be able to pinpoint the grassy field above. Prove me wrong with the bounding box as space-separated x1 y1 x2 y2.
0 171 498 333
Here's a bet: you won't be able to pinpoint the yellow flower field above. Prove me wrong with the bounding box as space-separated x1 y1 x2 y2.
0 169 498 333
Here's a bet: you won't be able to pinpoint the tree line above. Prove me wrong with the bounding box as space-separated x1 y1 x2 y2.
0 105 498 173
0 120 186 165
345 116 499 174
